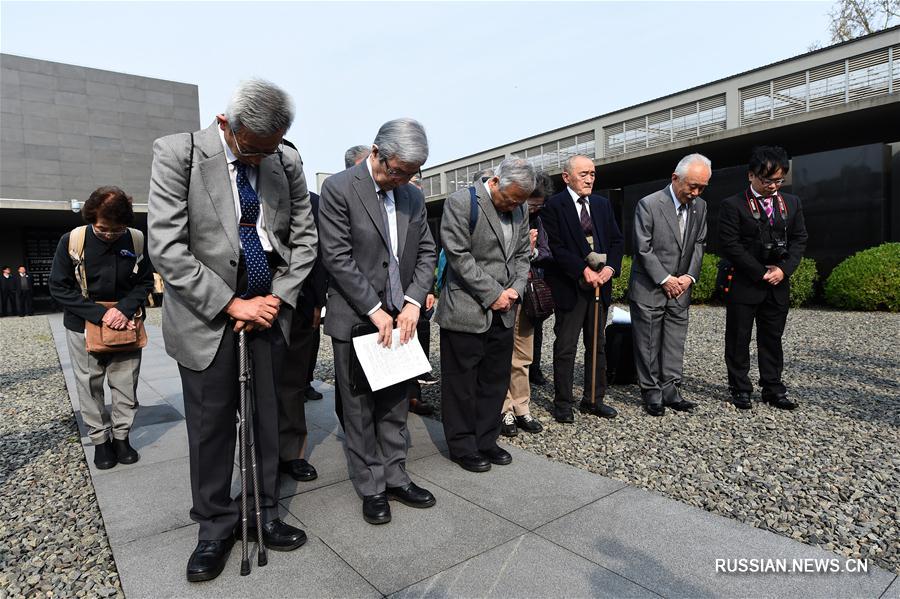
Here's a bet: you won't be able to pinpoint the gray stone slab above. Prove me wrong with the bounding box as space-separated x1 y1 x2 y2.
392 533 655 598
408 445 625 530
81 419 188 476
406 412 448 461
278 425 350 499
91 456 194 546
882 575 899 599
114 513 379 599
535 485 895 598
283 477 526 595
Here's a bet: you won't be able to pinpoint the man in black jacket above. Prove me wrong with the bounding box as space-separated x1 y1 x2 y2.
0 267 16 317
718 146 808 410
15 266 35 316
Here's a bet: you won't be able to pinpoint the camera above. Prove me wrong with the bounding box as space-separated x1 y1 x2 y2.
762 238 789 263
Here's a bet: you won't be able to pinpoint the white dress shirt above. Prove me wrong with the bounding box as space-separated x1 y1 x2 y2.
568 186 590 216
218 127 273 252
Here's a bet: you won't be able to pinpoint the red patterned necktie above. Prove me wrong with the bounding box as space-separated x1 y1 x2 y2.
762 197 774 225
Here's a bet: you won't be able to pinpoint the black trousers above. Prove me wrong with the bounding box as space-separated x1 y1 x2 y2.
179 324 284 540
17 290 33 316
278 309 318 462
724 292 789 396
529 315 547 375
552 290 608 409
440 314 514 457
0 291 15 317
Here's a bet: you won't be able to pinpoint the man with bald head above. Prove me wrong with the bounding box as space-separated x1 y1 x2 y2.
628 154 710 416
542 155 624 423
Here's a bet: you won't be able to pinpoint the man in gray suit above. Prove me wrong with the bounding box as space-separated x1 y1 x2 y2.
628 153 710 417
436 157 534 473
319 119 437 525
148 79 317 582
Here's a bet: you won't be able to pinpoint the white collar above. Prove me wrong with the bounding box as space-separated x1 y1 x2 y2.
217 125 240 165
567 186 586 202
366 156 394 200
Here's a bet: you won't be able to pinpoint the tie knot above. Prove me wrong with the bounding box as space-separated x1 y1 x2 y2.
578 196 588 205
377 189 387 199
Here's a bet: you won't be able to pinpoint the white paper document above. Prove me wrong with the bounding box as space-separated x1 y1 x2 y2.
351 328 432 392
609 306 632 325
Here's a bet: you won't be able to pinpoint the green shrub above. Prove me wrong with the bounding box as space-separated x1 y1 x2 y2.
789 257 818 307
691 253 720 304
824 243 900 311
612 256 631 302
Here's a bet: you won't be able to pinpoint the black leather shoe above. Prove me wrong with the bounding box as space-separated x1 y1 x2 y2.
731 392 753 410
280 459 318 482
500 412 518 437
304 385 323 401
112 436 139 464
93 440 117 470
529 369 548 386
579 400 618 419
664 399 696 412
644 403 666 417
186 537 235 582
409 397 435 416
763 392 797 410
239 518 307 551
481 446 512 466
553 407 575 424
451 452 491 472
515 414 544 433
386 482 436 508
363 493 391 525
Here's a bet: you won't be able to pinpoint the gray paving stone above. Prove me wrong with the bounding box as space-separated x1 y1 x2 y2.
278 425 350 499
882 575 899 599
535 485 895 598
92 456 194 547
283 477 526 595
114 514 379 599
392 533 655 598
80 419 188 477
406 412 448 461
409 445 624 530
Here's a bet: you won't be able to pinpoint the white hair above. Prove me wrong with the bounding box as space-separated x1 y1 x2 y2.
373 118 429 166
225 78 294 136
494 156 536 195
674 153 712 178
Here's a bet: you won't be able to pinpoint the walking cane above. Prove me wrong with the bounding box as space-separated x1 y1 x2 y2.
590 285 601 407
237 330 267 576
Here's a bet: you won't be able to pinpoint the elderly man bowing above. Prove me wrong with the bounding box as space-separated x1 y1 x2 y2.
318 118 437 525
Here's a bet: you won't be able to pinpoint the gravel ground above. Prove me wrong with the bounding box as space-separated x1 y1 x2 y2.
0 316 123 599
320 305 900 575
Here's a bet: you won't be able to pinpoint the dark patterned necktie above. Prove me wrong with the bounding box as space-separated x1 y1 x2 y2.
677 204 687 241
377 190 404 312
234 161 271 298
577 197 593 238
762 197 775 225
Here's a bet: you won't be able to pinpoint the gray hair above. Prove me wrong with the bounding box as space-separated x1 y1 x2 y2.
472 168 494 184
674 153 712 178
494 156 536 195
563 154 595 176
225 78 294 136
373 118 429 166
344 145 370 169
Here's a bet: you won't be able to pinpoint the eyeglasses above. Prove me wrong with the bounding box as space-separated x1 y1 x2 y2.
755 174 785 186
379 157 418 181
230 128 283 158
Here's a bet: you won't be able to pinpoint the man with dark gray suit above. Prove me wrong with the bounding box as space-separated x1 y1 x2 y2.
628 154 710 416
436 157 533 473
148 79 317 582
319 119 437 525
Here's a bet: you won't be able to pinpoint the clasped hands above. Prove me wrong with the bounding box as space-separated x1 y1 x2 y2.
370 302 421 348
101 307 135 331
490 288 519 313
226 294 281 333
762 265 785 286
662 275 694 299
582 266 614 289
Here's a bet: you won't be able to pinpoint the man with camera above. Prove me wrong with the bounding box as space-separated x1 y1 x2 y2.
718 146 808 410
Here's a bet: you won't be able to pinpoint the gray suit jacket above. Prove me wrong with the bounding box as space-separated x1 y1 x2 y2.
147 123 318 370
435 181 531 334
318 161 436 342
628 187 707 309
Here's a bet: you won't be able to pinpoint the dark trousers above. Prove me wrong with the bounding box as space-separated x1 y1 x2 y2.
178 324 284 540
552 290 608 409
440 314 514 457
406 315 432 400
278 310 318 462
305 324 321 386
17 290 33 316
529 315 547 375
724 292 789 396
0 291 15 317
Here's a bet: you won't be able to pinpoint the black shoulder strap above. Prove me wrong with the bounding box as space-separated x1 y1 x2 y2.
467 186 479 234
185 132 194 189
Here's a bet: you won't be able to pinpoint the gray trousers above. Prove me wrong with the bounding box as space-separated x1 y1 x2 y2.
65 328 141 445
629 299 689 406
332 339 411 497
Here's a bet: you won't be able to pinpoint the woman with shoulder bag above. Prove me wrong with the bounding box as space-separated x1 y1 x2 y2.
500 173 555 437
49 186 154 469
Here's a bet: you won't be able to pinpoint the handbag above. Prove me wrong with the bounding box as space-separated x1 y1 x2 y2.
522 275 555 320
85 301 148 353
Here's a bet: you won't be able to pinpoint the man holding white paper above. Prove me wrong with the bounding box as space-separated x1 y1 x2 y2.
318 118 437 525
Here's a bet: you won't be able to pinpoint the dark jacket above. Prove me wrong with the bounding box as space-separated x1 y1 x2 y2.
297 192 328 319
529 212 553 278
718 189 808 305
49 227 155 332
541 190 624 310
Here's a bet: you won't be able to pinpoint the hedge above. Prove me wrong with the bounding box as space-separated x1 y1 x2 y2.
824 243 900 312
789 257 818 308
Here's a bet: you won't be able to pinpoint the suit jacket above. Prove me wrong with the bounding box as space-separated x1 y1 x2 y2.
297 192 327 319
318 161 436 341
628 187 708 308
15 273 34 294
0 275 16 294
147 122 318 371
541 190 624 310
718 189 807 305
435 181 531 334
